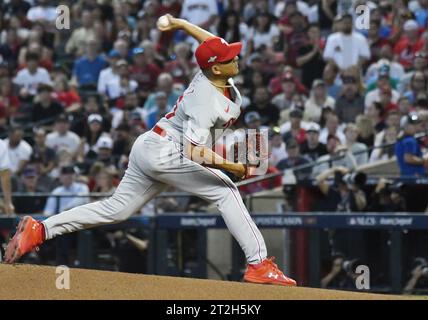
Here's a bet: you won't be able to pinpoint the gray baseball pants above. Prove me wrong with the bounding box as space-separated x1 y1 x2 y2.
43 131 267 264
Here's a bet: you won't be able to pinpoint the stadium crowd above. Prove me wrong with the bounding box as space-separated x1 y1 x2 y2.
2 0 428 293
0 0 427 217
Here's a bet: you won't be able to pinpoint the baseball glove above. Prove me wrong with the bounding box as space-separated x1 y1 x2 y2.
232 131 268 180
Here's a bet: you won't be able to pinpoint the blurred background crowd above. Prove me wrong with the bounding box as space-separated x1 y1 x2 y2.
1 0 428 293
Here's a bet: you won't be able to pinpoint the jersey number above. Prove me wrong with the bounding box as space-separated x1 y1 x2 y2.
165 94 183 119
165 86 195 119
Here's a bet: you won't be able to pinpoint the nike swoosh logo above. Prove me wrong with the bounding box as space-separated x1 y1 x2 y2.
224 105 230 113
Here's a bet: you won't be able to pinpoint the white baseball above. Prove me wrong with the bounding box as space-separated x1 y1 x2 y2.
158 15 170 28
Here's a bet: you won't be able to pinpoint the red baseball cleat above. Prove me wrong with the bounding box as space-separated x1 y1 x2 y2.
244 257 297 286
4 216 45 264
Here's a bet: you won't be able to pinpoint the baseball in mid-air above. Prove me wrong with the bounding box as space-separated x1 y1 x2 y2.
158 15 170 28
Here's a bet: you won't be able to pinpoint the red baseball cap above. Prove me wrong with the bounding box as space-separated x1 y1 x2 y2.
195 37 242 69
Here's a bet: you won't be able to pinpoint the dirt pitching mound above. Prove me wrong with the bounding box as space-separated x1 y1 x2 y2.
0 264 411 300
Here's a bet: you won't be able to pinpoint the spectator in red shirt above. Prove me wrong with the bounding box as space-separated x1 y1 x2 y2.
270 68 307 100
53 77 81 111
393 19 423 70
130 47 161 100
269 66 308 95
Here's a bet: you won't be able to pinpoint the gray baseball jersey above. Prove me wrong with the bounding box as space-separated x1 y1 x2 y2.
157 71 242 146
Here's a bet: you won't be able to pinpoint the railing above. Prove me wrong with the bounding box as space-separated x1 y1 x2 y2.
4 172 428 214
4 124 427 185
1 212 427 294
238 130 428 186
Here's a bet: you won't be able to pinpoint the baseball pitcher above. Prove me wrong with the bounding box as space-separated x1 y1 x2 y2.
4 15 296 287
